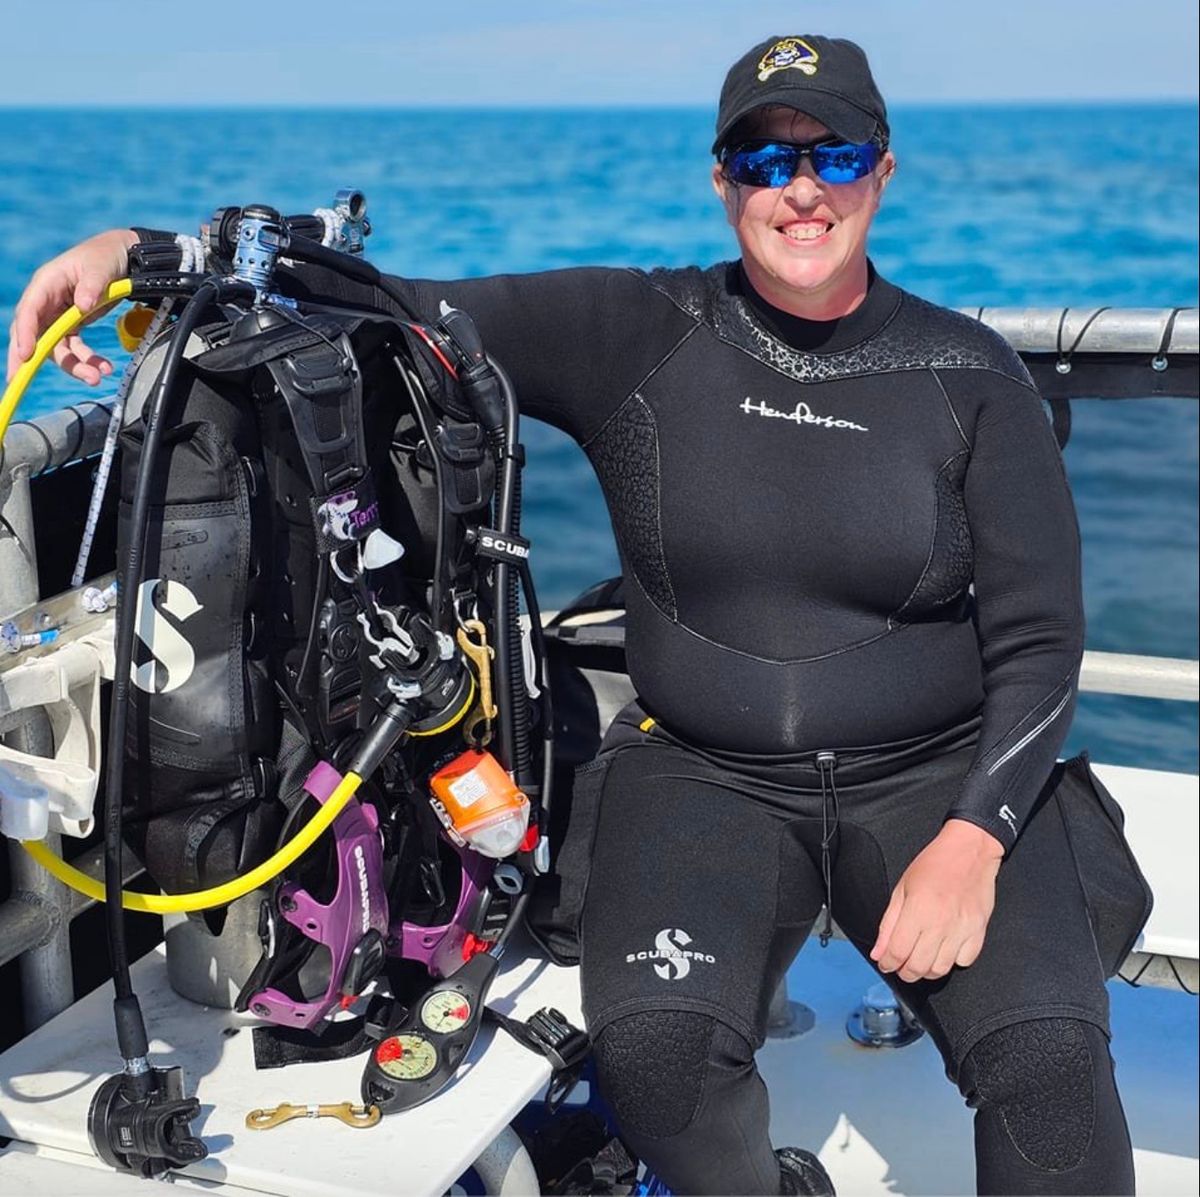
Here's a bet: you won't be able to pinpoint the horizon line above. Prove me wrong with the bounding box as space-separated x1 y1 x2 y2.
0 97 1196 112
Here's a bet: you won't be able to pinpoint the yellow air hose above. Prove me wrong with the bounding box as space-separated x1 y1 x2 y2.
0 279 134 438
23 773 365 913
1 281 471 912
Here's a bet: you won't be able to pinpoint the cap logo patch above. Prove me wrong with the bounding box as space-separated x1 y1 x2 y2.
757 38 819 82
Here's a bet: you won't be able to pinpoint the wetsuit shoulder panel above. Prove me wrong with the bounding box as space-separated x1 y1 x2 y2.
398 268 697 444
651 265 1034 389
899 295 1036 385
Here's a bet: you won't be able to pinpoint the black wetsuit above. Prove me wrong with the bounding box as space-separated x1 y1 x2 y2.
380 263 1133 1194
397 262 1081 851
136 234 1135 1193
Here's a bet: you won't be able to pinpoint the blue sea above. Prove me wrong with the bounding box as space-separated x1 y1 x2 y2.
1 106 1196 772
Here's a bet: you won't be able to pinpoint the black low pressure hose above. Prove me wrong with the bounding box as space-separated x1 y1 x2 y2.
395 355 450 631
492 889 532 953
495 481 525 780
518 559 555 822
487 356 534 788
103 277 242 1070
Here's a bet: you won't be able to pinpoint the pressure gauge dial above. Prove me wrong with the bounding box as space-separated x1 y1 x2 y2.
420 991 473 1034
374 1033 438 1081
360 950 501 1115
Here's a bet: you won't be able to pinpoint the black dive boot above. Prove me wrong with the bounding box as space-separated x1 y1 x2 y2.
776 1147 835 1196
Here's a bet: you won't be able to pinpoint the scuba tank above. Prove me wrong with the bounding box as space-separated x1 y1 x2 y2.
6 191 556 1175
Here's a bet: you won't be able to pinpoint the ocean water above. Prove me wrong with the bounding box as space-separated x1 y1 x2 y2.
1 106 1196 771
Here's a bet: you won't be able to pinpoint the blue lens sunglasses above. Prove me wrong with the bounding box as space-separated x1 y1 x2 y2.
721 138 883 187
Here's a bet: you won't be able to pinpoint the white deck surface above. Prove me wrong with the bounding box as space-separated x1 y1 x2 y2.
0 939 580 1197
0 1140 228 1195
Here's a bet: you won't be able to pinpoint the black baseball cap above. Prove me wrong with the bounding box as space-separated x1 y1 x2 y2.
712 35 888 154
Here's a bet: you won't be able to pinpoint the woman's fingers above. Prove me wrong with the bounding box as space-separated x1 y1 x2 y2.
73 269 120 318
928 937 960 980
870 887 904 962
6 229 136 382
6 319 22 383
875 901 920 975
8 269 70 379
955 933 986 969
897 931 942 983
53 333 111 385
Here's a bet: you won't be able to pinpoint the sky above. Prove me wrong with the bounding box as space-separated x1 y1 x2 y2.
7 0 1199 107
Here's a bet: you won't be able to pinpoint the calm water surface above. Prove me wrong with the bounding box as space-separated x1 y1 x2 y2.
1 106 1196 770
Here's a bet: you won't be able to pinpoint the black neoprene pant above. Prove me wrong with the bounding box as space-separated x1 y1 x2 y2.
593 1013 1134 1195
578 706 1136 1194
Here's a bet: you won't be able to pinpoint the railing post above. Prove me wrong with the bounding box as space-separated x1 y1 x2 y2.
1 458 76 1029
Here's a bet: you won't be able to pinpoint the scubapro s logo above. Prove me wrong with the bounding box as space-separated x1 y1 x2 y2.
131 579 202 694
624 927 717 981
654 928 693 980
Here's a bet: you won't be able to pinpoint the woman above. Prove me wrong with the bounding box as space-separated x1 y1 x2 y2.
6 34 1135 1197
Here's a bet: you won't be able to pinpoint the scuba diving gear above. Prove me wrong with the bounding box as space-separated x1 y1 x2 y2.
94 272 239 1176
1 191 556 1173
429 747 531 858
361 948 500 1113
88 1065 207 1178
458 618 499 745
71 244 205 592
961 1019 1137 1193
484 1005 591 1113
239 763 389 1030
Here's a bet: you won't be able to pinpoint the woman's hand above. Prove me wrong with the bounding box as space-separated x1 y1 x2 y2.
6 228 140 385
870 818 1004 983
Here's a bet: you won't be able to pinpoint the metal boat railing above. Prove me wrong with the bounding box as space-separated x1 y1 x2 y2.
2 310 1198 1037
1 401 120 1030
962 306 1198 357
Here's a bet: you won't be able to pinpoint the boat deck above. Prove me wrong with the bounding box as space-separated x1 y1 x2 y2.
0 937 582 1197
0 935 1195 1195
0 759 1196 1195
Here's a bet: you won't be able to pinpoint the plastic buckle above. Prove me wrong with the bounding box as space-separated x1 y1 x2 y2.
524 1007 590 1073
357 606 416 676
524 1007 590 1112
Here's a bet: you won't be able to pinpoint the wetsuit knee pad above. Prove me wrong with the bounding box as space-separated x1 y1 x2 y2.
592 1011 720 1139
959 1018 1103 1172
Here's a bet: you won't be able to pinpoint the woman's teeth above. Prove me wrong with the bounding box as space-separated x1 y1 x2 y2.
782 223 832 242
